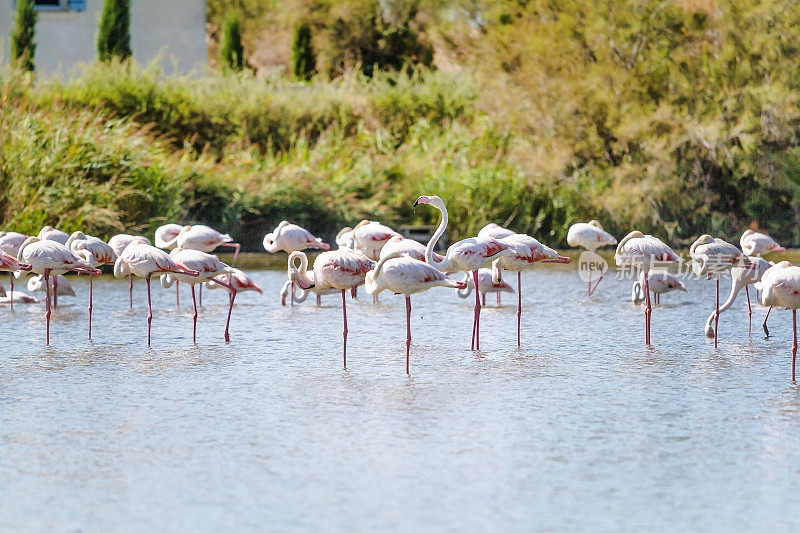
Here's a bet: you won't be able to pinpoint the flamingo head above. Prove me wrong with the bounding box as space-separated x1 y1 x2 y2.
413 195 444 209
588 220 603 230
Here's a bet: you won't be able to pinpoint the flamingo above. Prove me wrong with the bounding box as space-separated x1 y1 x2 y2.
754 262 800 380
335 227 355 249
365 252 466 373
413 195 515 350
477 223 515 240
288 249 375 368
614 231 682 345
109 233 152 308
113 239 199 345
490 233 571 346
160 249 238 343
205 267 262 296
264 221 330 306
0 291 39 305
690 235 751 348
155 224 184 306
567 220 617 296
65 232 117 339
0 231 28 309
0 252 32 309
16 237 101 344
702 257 770 339
457 268 513 306
37 226 69 244
631 270 686 306
380 235 444 263
352 220 401 260
740 229 785 256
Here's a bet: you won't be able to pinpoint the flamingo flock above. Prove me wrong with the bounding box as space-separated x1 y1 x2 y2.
1 196 797 379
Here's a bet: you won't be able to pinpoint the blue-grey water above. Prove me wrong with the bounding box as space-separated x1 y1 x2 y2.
2 258 800 531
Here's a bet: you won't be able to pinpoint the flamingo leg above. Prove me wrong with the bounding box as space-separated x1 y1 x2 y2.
472 270 482 351
497 291 501 306
199 283 203 307
128 273 133 309
714 276 720 349
351 286 357 299
316 293 321 307
228 243 241 266
793 309 797 382
587 268 592 298
746 285 752 336
176 280 180 308
372 251 378 304
88 275 93 340
8 272 13 311
44 269 51 345
406 295 411 374
146 274 153 346
517 272 522 348
482 293 486 307
764 306 773 337
224 288 237 342
291 280 294 308
341 289 348 369
589 275 603 296
643 271 651 345
191 285 198 343
53 276 58 308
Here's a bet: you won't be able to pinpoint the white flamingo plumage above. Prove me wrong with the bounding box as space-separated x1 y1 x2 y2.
490 233 570 346
335 227 355 249
206 267 262 295
690 234 751 348
567 220 617 296
458 268 513 305
113 239 199 345
740 229 785 256
155 223 186 306
27 274 75 297
477 223 515 240
66 232 118 340
352 220 401 260
288 249 375 367
263 221 329 254
380 235 444 263
754 261 800 380
414 195 515 350
16 237 101 344
160 249 238 343
365 252 466 373
37 226 69 244
109 233 152 308
279 280 337 306
631 271 686 306
615 231 682 345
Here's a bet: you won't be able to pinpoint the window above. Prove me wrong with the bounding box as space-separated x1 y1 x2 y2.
18 0 87 11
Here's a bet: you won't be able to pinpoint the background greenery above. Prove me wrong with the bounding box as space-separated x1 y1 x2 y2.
3 0 799 249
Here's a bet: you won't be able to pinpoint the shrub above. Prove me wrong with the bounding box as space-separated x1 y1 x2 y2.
10 0 37 72
219 10 245 73
291 23 316 81
97 0 132 62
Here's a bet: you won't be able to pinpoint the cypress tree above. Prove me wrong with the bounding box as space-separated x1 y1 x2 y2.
10 0 37 72
219 10 245 73
291 23 316 81
97 0 132 62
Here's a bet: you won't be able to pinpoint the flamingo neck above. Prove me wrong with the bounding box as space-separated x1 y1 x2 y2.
288 251 314 289
704 272 748 333
426 203 450 270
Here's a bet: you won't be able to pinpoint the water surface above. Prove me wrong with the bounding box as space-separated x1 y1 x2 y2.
2 261 800 531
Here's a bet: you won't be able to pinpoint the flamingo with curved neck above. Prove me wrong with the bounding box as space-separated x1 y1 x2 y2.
703 257 770 339
413 195 514 350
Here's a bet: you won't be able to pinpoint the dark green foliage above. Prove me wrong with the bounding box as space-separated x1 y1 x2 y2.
97 0 132 62
10 0 37 72
219 10 245 73
291 23 316 81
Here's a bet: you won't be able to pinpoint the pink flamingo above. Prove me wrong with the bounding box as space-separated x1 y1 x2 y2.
353 220 400 303
690 235 751 349
206 267 262 296
160 249 239 343
0 252 32 308
365 252 466 373
155 224 184 306
702 257 770 340
37 226 69 244
109 233 152 308
457 269 513 307
380 235 444 263
631 270 686 306
477 223 515 240
567 221 617 296
16 237 101 345
335 227 355 249
755 262 800 380
614 231 682 345
288 249 375 368
0 231 28 309
491 233 571 346
740 229 785 256
113 239 199 345
27 274 75 299
413 195 515 350
279 281 338 306
264 221 330 306
66 232 118 339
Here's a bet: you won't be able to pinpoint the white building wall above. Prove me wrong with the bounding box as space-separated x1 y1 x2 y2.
0 0 207 75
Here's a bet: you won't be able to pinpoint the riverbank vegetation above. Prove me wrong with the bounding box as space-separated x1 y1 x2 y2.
3 0 800 248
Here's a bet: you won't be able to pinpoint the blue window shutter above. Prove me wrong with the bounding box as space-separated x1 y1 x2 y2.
69 0 86 11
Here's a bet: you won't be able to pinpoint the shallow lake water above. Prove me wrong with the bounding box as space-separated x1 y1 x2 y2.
2 255 800 531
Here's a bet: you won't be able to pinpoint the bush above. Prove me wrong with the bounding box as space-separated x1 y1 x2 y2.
10 0 37 72
291 23 316 81
97 0 132 62
219 10 245 73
